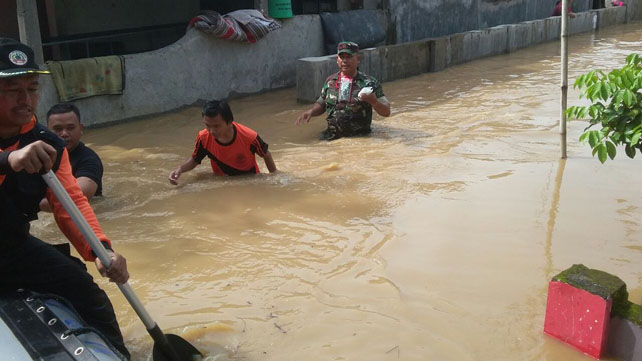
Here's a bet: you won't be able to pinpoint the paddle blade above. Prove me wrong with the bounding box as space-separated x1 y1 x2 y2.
152 333 202 361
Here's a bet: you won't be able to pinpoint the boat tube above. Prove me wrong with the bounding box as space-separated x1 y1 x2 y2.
0 289 127 361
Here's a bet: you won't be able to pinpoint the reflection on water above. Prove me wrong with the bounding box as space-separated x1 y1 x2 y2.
32 23 642 360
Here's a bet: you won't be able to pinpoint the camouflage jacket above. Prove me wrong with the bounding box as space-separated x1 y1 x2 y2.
316 70 385 140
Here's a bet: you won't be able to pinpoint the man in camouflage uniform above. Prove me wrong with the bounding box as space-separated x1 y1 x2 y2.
295 41 391 140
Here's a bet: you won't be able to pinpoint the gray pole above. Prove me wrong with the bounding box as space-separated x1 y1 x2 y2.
16 0 44 64
560 0 569 159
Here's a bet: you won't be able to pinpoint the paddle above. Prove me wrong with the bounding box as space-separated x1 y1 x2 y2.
42 170 202 361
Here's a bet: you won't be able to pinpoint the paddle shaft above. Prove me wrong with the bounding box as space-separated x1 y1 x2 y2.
42 171 183 361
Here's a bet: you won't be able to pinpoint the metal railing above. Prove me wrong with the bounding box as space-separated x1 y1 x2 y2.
41 22 186 61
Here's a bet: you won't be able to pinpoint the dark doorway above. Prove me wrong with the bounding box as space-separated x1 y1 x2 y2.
291 0 338 14
592 0 605 8
200 0 256 14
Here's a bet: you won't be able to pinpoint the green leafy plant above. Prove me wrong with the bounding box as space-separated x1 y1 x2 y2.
565 53 642 163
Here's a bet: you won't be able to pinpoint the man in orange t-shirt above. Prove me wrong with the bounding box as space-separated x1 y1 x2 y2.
169 99 277 184
0 38 129 359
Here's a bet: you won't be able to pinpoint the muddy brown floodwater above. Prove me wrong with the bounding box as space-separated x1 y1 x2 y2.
32 22 642 361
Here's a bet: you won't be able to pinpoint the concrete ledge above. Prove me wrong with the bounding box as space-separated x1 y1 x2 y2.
479 26 508 58
626 2 642 22
377 40 430 82
296 8 634 106
296 55 336 103
427 36 450 72
507 22 535 52
570 11 597 35
448 32 467 66
544 16 561 42
595 6 628 29
530 19 547 44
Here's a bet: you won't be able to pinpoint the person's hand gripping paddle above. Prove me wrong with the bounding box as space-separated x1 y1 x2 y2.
42 170 202 361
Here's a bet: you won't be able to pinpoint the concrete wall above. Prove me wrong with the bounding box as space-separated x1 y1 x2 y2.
296 6 629 102
36 15 325 126
387 0 593 43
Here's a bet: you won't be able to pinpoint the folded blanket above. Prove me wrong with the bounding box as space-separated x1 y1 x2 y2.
46 55 125 102
188 9 281 43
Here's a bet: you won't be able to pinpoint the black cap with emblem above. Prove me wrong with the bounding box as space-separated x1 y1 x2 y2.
0 38 50 78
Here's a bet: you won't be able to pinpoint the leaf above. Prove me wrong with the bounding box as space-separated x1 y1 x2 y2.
614 91 624 107
606 141 616 160
626 53 639 65
566 106 583 119
600 82 609 100
579 131 590 143
586 70 596 85
587 83 600 101
626 69 636 86
612 131 622 142
631 130 642 146
574 75 585 89
589 130 599 148
579 107 589 119
624 90 634 107
597 144 607 163
625 144 636 158
622 72 632 88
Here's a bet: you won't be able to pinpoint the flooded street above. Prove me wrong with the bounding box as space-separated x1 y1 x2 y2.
33 22 642 361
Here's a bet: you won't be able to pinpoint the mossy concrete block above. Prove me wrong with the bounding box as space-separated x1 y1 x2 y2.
552 264 628 310
544 264 630 359
608 314 642 361
613 301 642 328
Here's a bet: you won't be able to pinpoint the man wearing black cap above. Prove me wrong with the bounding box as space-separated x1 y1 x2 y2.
295 41 391 140
0 38 130 359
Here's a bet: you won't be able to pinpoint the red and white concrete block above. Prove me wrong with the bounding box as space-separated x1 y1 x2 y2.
544 264 641 361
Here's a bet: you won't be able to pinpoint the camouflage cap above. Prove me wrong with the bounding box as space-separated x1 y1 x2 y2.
337 41 359 55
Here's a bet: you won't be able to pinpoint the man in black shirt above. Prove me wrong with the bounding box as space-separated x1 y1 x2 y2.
40 103 103 212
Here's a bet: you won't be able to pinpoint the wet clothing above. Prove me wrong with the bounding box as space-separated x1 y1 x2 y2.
316 70 385 140
0 118 129 359
552 1 572 16
192 122 269 176
69 141 103 197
